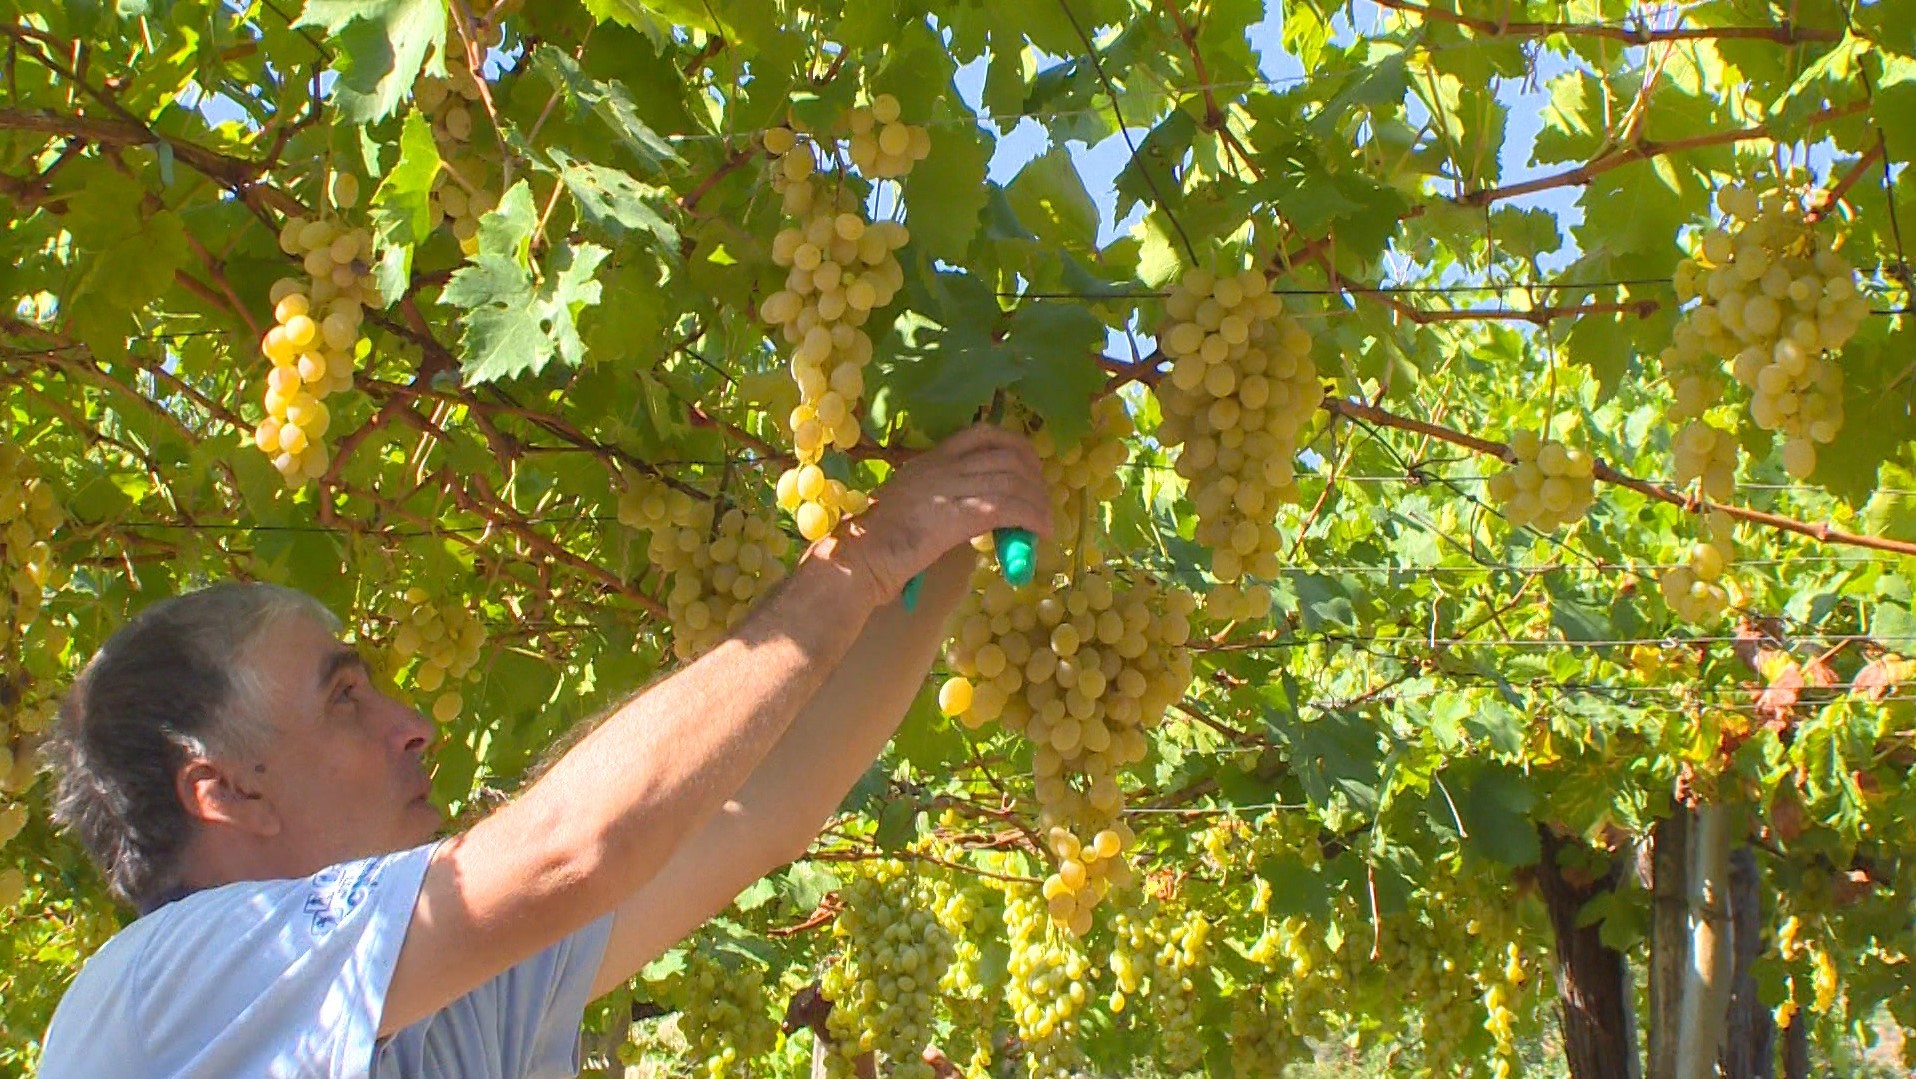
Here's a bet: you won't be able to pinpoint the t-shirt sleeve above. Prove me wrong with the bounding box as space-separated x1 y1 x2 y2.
503 914 614 1077
376 912 614 1079
130 841 437 1079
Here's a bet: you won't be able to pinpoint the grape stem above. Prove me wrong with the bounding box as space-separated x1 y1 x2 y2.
1806 143 1885 224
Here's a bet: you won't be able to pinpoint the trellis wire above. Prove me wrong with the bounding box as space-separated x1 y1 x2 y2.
93 512 1914 573
1211 632 1916 649
1301 682 1916 709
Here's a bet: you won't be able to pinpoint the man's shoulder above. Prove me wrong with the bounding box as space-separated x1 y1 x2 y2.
52 873 317 1017
43 846 440 1076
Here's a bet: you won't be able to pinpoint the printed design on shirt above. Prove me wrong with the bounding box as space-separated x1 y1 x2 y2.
304 857 388 938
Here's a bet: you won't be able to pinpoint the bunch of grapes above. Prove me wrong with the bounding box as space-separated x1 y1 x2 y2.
415 24 502 250
1369 884 1541 1077
1107 907 1209 1072
759 118 914 541
1670 181 1869 477
1660 510 1736 623
645 943 780 1078
257 193 374 486
1261 914 1347 1034
1660 331 1724 423
0 798 26 912
0 802 22 852
773 461 871 547
1021 397 1133 576
387 587 486 723
928 866 1004 1078
0 734 37 796
0 444 64 803
1484 429 1596 530
0 445 62 642
844 94 932 178
619 473 793 661
1228 985 1308 1076
1812 944 1842 1014
1479 941 1529 1078
937 565 1195 931
1154 265 1321 623
819 860 955 1079
1671 418 1738 501
1001 887 1092 1078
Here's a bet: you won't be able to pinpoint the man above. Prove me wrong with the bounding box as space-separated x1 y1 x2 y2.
37 425 1050 1078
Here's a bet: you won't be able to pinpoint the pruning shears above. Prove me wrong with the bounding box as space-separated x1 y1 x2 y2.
900 526 1035 611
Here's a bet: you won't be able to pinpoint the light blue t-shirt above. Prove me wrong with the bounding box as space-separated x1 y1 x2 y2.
37 843 614 1078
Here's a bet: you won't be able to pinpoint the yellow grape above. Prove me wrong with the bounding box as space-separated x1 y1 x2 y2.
1484 429 1596 530
1669 180 1867 481
1154 262 1320 619
618 473 791 660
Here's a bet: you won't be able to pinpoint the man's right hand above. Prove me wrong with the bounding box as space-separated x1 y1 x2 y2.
825 425 1053 608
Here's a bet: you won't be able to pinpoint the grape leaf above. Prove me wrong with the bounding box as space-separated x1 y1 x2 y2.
577 0 684 40
1114 109 1196 222
1458 763 1542 867
296 0 447 124
549 148 678 249
59 166 189 359
441 183 610 384
1006 146 1100 256
371 110 440 245
903 117 993 263
369 110 440 304
530 45 680 172
1872 56 1916 167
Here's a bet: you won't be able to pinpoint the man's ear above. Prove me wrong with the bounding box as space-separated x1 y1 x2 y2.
176 759 281 838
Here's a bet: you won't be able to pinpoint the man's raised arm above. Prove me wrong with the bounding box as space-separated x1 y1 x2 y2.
378 426 1050 1036
585 540 979 998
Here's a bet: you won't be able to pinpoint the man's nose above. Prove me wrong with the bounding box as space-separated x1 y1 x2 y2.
392 697 437 756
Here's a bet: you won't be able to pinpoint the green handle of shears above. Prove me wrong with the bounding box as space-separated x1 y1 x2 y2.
900 527 1037 611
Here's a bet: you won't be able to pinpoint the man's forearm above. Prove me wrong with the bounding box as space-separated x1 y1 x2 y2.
720 545 975 865
583 546 977 998
388 547 879 1033
521 544 876 899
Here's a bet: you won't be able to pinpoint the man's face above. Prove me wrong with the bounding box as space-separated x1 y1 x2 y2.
241 612 443 871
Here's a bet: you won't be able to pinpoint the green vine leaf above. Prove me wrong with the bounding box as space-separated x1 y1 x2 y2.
441 182 609 384
296 0 448 124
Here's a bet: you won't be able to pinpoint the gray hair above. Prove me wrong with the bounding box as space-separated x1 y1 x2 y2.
44 581 340 908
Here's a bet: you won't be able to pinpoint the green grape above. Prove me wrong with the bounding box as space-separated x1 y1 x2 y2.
412 29 502 251
1020 397 1134 577
928 869 1005 1079
1002 887 1091 1078
1484 428 1596 530
646 942 781 1078
258 213 373 486
1661 511 1736 624
760 108 914 539
820 860 956 1079
1106 904 1209 1072
1671 419 1738 501
385 587 487 722
0 445 64 791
